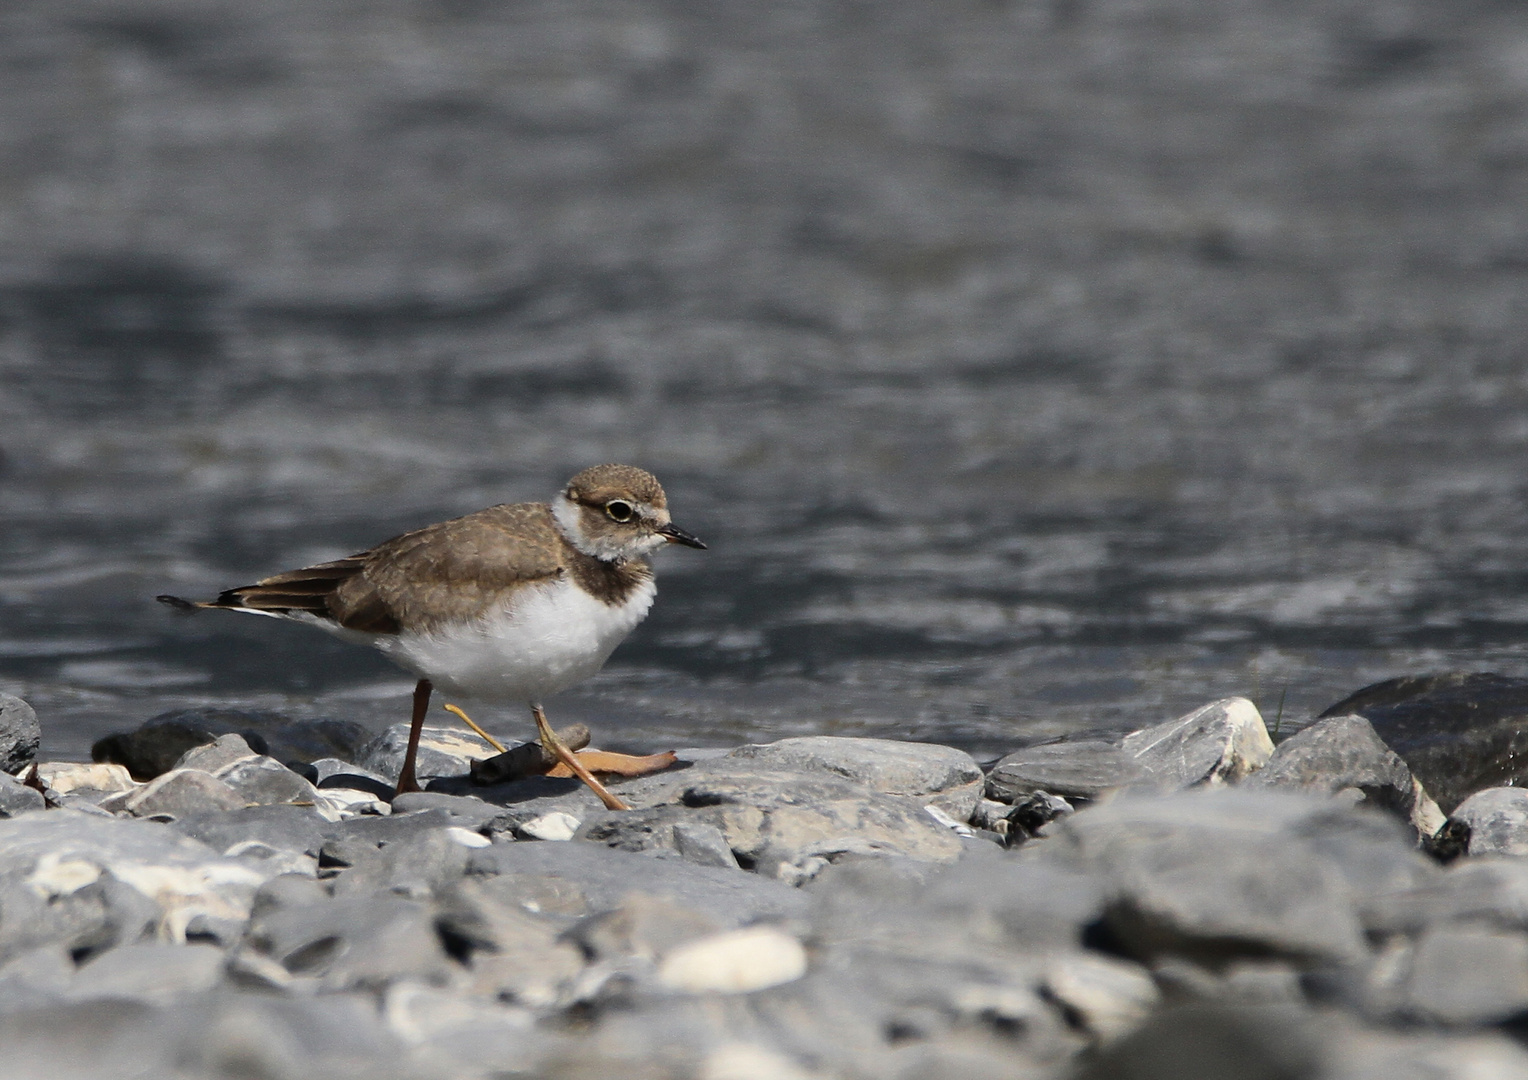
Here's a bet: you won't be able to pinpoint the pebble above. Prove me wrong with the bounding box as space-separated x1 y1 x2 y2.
14 689 1528 1078
656 925 808 994
517 811 582 841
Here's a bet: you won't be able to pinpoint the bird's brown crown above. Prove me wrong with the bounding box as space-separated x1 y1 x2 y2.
563 464 668 510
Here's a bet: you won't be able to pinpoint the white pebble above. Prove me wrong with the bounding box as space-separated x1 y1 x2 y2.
517 811 581 841
657 925 807 994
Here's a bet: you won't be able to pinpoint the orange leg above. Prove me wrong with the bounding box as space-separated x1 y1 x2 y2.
393 678 432 798
532 703 629 811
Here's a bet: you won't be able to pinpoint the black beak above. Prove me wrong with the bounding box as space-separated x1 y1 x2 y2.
658 522 707 549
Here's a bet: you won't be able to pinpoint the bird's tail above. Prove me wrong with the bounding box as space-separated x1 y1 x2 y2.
155 594 207 613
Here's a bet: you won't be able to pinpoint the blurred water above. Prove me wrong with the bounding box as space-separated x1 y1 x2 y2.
2 1 1528 760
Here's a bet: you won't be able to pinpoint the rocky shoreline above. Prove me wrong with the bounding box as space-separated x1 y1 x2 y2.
4 675 1528 1078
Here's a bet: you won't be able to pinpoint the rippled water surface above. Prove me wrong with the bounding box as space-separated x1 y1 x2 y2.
3 2 1528 760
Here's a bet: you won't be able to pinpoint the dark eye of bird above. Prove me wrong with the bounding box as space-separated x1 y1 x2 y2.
605 500 634 522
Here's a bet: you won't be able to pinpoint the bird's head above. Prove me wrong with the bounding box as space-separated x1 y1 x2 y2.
553 464 706 563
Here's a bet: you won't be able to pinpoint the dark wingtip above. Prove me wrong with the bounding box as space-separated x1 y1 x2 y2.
156 594 201 613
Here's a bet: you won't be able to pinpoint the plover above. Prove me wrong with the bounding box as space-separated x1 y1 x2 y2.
158 464 705 809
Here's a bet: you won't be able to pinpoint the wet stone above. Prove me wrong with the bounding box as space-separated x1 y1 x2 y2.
0 694 41 774
1319 671 1528 813
985 740 1140 803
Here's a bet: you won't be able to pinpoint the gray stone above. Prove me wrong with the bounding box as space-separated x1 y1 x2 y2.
102 767 248 817
1403 926 1528 1025
468 840 809 925
1074 1002 1325 1080
1364 858 1528 936
0 694 41 774
1448 787 1528 857
568 892 723 961
986 740 1141 802
725 736 985 820
1319 672 1528 813
1042 952 1159 1044
213 755 321 807
1122 696 1274 790
434 877 583 1004
242 892 456 991
390 790 506 831
577 766 964 878
356 722 498 783
0 812 270 957
808 850 1108 958
309 757 395 800
70 942 225 1005
91 707 282 781
0 946 74 1011
327 826 473 899
1246 714 1445 838
1059 789 1371 965
168 804 332 860
173 732 258 774
672 822 740 869
264 717 374 766
0 770 45 817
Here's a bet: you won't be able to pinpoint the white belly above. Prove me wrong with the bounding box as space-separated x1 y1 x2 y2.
372 576 656 703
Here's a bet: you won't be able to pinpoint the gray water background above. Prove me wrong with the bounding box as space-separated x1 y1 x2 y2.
2 1 1528 761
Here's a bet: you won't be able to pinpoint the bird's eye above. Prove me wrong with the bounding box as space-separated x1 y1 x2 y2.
605 500 634 522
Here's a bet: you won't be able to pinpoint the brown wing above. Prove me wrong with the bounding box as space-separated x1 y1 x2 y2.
183 502 568 635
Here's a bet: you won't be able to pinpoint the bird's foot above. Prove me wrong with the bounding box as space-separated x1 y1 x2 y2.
533 705 631 811
546 749 678 779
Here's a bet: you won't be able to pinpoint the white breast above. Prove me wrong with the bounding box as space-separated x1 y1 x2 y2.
373 575 657 704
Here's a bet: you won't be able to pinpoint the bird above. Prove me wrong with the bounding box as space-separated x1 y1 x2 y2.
158 464 705 809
